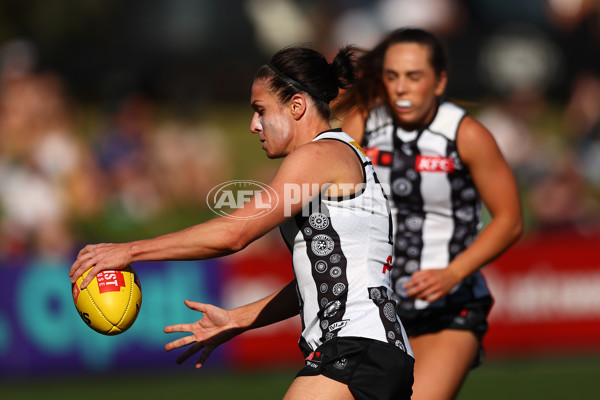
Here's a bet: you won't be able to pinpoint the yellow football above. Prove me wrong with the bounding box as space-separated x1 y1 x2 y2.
72 265 142 335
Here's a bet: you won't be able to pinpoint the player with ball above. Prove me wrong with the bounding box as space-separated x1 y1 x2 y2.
70 45 414 400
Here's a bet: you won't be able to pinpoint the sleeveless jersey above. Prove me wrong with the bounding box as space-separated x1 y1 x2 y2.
279 129 413 358
362 102 492 312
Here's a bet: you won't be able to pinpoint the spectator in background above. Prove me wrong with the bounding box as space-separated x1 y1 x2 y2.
524 71 600 232
93 94 162 222
477 70 600 231
562 72 600 190
0 40 81 262
476 87 548 185
151 119 232 207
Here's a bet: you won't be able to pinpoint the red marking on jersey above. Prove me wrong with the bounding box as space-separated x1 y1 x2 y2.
380 153 393 165
460 309 468 317
415 155 455 172
382 255 393 274
364 147 394 166
97 270 126 293
364 147 379 164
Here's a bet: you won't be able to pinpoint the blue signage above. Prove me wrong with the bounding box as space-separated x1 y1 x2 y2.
0 258 223 376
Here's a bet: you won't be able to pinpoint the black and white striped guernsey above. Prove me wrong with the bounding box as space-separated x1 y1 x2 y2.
362 102 492 312
279 129 413 358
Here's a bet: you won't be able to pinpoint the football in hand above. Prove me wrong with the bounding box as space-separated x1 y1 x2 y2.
72 265 142 335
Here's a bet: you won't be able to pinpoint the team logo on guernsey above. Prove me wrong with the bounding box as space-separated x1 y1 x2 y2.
309 213 329 230
395 340 405 351
332 283 346 296
383 302 397 322
315 260 328 273
330 267 342 278
405 215 424 232
311 234 335 256
456 206 475 222
206 180 278 219
415 155 455 172
323 300 341 318
405 260 419 273
370 287 384 304
392 178 412 196
334 357 348 370
328 320 348 332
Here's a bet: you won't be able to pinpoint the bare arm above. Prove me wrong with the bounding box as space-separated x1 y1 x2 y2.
164 280 299 368
405 116 523 302
69 139 362 289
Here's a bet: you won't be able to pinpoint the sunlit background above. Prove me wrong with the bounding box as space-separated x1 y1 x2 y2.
1 1 600 399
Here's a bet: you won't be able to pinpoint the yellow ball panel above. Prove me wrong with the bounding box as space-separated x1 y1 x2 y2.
72 265 142 335
73 283 116 334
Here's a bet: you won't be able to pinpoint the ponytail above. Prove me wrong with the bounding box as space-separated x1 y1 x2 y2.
256 46 357 120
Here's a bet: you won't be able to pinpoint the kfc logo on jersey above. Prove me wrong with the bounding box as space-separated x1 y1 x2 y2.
415 155 455 172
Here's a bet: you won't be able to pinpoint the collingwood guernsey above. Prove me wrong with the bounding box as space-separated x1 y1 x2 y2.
362 101 492 312
279 129 413 358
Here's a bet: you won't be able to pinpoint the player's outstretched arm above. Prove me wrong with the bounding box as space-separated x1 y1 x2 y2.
165 280 299 368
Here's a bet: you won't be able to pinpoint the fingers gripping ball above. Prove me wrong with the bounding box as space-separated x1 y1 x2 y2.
72 265 142 335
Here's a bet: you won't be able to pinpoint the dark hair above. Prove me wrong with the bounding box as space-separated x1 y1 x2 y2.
333 27 447 118
255 46 357 120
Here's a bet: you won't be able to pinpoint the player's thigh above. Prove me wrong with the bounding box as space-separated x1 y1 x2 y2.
284 375 354 400
410 329 478 400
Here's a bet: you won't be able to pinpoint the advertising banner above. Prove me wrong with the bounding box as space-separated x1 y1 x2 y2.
483 229 600 356
0 259 223 376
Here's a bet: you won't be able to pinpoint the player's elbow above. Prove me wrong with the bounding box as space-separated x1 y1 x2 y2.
506 210 524 244
221 221 253 254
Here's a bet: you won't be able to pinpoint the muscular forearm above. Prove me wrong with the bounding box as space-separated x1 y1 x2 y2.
129 218 250 263
230 280 300 331
448 215 522 282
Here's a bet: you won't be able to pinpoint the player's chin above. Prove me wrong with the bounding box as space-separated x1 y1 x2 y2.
395 114 421 127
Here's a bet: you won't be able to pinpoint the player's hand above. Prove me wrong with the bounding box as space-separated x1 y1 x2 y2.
164 299 244 369
403 268 460 303
68 243 132 289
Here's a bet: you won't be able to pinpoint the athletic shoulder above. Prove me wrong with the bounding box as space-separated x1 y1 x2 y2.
457 115 503 165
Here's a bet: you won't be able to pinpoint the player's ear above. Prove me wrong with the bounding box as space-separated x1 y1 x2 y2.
434 71 448 97
290 93 306 120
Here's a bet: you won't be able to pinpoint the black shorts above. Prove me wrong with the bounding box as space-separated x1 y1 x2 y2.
397 297 493 367
296 337 414 400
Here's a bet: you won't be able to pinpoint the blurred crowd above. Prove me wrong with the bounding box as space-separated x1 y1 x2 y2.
0 0 599 264
0 41 233 263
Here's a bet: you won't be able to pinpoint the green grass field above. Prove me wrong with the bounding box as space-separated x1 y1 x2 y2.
3 356 600 399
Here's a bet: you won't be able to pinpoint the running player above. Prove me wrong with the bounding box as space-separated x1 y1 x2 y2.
69 45 414 400
336 27 523 399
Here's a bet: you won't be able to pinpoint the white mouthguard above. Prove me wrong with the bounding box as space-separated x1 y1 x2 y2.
395 100 413 108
